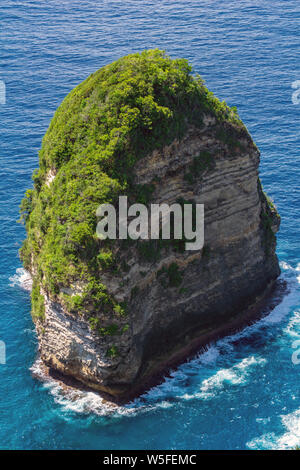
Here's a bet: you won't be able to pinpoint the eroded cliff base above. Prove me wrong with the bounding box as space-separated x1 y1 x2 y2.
33 278 286 405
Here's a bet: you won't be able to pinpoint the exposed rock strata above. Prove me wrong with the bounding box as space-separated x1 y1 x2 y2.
34 119 280 401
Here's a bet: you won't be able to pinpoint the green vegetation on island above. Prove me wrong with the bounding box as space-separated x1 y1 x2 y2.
19 49 244 324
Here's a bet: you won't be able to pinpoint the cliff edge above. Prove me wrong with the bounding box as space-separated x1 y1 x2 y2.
20 50 280 402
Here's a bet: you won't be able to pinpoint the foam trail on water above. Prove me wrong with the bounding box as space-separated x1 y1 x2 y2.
198 356 266 398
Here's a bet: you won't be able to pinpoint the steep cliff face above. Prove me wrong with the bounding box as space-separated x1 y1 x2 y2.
20 50 280 401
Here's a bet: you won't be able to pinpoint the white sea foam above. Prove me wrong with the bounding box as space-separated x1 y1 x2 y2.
199 356 266 395
247 408 300 450
246 432 278 450
197 345 220 364
30 358 169 417
178 356 266 401
9 267 32 291
283 310 300 339
280 261 294 271
277 409 300 449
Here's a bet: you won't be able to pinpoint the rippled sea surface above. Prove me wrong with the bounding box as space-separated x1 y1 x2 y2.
0 0 300 450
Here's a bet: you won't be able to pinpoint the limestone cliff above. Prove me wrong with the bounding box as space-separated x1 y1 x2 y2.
20 50 280 402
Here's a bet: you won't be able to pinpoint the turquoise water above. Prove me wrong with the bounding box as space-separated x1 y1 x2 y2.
1 0 300 450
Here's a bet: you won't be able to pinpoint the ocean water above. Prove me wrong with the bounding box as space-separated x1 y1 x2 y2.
0 0 299 450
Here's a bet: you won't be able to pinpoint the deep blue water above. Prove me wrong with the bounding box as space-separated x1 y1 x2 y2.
0 0 299 450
